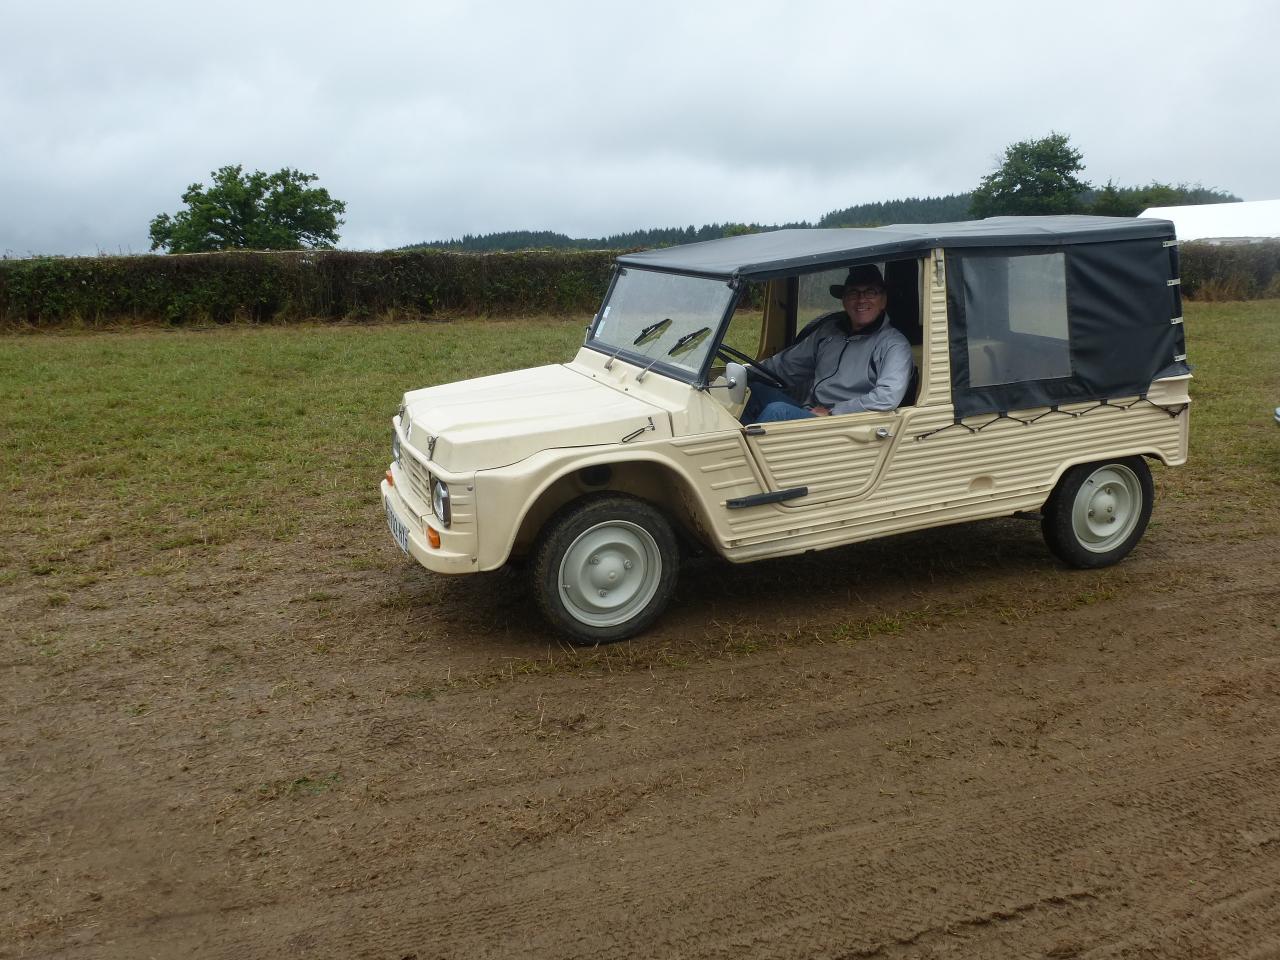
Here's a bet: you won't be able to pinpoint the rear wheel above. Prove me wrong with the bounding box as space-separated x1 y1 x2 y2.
532 494 679 645
1042 457 1154 568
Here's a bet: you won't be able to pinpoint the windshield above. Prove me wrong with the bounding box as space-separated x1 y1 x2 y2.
590 268 735 378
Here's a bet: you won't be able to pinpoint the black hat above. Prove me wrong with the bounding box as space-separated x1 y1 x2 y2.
830 264 885 300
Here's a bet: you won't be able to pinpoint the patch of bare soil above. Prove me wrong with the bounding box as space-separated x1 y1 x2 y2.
3 503 1279 959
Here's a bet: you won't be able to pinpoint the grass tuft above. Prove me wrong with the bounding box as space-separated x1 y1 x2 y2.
256 773 342 801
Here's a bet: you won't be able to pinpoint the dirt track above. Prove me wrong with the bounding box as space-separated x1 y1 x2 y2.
4 493 1279 958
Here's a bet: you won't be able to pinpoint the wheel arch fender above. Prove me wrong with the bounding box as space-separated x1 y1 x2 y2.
494 451 717 566
1041 449 1162 509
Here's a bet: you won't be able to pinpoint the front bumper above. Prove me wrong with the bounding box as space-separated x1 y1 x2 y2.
380 478 476 575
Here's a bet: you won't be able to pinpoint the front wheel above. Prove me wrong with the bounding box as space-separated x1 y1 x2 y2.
532 494 679 645
1041 457 1154 568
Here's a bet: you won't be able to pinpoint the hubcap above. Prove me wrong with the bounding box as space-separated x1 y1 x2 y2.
558 521 662 627
1070 464 1142 553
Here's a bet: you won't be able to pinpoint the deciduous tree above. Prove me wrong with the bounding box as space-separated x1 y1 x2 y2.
149 165 346 253
970 133 1089 218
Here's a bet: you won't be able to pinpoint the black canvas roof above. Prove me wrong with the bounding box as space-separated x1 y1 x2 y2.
616 216 1176 281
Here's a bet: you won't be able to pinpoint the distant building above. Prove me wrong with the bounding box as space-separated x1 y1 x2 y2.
1140 199 1280 244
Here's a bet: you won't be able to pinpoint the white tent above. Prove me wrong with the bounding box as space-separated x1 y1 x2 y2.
1140 199 1280 242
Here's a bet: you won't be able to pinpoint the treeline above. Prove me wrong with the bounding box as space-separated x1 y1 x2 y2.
1087 182 1239 217
412 221 810 254
3 240 1277 330
408 184 1239 253
818 194 975 227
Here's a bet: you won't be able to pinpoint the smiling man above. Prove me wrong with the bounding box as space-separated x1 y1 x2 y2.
740 264 914 423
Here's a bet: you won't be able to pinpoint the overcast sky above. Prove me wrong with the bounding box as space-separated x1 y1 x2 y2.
3 0 1277 256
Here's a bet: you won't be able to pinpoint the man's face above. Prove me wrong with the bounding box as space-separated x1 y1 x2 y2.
841 284 887 331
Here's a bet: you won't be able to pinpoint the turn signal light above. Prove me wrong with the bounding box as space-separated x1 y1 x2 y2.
426 526 441 549
385 469 394 486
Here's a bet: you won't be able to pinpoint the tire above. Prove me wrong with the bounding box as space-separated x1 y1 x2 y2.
1041 456 1154 569
531 494 679 645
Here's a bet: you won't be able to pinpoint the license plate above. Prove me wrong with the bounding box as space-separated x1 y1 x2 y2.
384 495 411 556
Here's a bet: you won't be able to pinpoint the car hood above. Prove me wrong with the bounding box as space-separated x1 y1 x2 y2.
402 364 670 471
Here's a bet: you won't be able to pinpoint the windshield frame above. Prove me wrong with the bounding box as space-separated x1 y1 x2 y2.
584 265 741 387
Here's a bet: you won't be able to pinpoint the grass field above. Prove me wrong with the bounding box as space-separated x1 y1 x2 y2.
0 317 587 584
2 302 1277 601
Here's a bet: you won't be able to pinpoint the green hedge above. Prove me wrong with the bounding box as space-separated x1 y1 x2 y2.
1180 240 1280 301
3 240 1277 329
0 249 619 328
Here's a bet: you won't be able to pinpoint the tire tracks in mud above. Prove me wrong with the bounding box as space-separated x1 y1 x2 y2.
5 528 1279 958
83 631 1280 955
101 732 1280 959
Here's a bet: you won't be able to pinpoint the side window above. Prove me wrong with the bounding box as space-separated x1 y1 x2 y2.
961 253 1071 387
721 281 765 357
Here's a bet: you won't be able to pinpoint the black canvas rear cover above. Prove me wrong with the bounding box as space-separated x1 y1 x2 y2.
947 238 1186 418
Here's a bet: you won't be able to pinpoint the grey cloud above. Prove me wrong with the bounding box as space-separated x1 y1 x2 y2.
3 0 1277 256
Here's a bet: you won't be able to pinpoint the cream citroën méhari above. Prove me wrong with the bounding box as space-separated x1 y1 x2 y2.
381 217 1190 643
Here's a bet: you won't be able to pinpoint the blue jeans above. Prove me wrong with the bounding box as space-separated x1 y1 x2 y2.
740 382 816 424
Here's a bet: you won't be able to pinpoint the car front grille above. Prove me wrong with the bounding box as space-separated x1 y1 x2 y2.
400 448 433 514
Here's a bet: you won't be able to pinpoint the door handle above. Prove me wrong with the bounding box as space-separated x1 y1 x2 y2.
848 426 893 443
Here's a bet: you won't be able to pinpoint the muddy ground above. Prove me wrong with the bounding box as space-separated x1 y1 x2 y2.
3 485 1279 959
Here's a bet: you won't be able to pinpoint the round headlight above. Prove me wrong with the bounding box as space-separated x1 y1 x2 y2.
431 477 451 528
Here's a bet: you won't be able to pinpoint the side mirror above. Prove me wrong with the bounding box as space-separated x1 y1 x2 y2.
725 362 747 406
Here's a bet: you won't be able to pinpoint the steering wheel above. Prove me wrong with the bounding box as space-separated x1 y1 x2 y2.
716 343 787 390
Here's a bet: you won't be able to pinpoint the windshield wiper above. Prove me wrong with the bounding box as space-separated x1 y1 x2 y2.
632 318 671 345
667 326 711 357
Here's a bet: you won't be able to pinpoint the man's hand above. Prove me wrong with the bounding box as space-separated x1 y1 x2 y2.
809 405 832 417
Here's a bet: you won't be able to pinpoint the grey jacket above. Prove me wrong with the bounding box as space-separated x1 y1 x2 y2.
760 312 913 414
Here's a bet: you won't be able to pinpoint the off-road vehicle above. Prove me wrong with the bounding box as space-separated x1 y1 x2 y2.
381 216 1190 642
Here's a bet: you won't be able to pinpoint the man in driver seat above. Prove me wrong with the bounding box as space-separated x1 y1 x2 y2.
740 264 913 423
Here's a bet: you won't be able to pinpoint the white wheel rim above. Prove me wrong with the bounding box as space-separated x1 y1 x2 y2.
557 521 663 628
1070 464 1142 553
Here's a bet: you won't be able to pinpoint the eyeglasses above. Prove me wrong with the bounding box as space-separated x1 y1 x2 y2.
843 286 884 301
